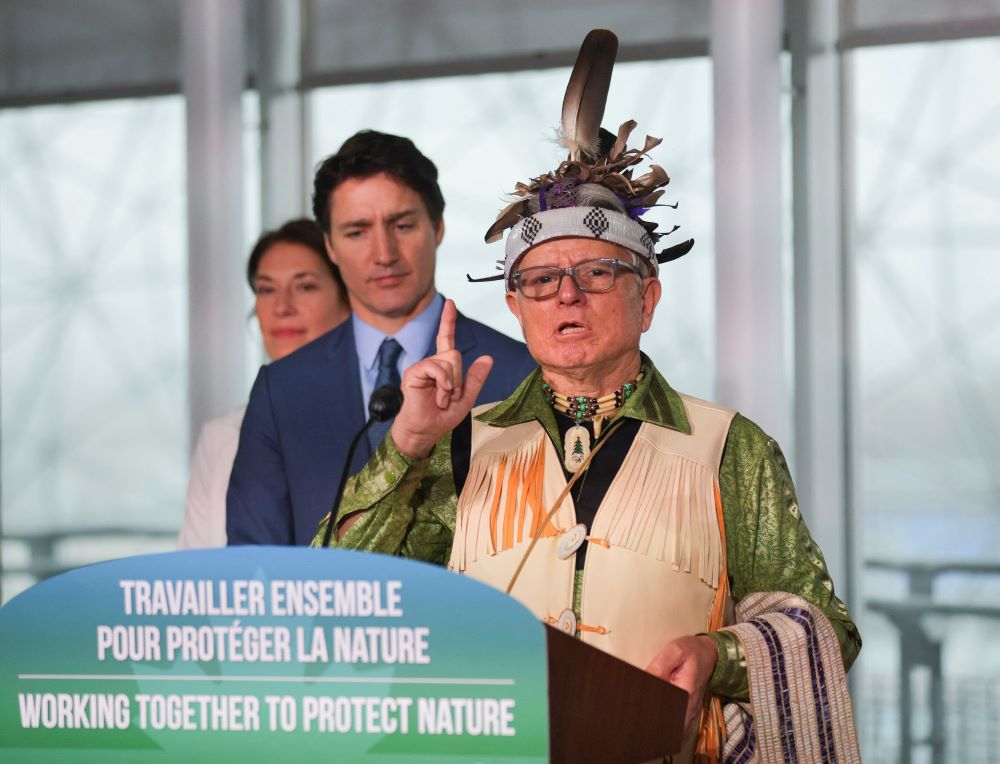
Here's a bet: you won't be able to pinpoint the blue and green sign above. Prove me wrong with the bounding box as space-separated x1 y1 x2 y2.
0 547 549 762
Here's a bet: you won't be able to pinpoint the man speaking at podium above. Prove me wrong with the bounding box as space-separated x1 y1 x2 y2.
316 31 862 763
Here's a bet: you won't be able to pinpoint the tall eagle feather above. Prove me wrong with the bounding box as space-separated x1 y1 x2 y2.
560 29 619 162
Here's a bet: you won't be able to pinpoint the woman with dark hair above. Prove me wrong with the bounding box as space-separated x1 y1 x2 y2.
178 219 349 548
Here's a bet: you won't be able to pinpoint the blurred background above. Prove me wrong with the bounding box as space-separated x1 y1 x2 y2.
1 2 998 761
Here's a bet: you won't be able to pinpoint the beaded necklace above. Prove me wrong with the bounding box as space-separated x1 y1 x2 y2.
542 373 642 473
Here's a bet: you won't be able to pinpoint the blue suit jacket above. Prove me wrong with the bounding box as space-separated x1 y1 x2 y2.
226 311 536 545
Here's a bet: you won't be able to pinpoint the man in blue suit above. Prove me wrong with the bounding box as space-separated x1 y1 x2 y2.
227 131 536 545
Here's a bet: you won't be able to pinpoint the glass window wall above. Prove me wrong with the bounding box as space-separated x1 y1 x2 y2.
849 36 1000 763
0 96 187 602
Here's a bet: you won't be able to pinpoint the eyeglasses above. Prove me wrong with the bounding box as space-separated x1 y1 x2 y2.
511 258 641 299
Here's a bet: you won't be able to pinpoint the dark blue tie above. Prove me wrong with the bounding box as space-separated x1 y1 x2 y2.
367 338 403 453
374 338 403 392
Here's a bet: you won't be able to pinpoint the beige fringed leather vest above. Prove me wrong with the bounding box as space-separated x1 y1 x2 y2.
448 394 736 671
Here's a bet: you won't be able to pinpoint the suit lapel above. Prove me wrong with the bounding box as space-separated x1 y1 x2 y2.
314 322 370 472
453 311 478 365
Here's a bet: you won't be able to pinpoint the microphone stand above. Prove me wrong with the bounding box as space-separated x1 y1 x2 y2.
319 384 403 549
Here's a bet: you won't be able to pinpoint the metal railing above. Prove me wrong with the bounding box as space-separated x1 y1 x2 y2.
865 559 1000 764
1 527 178 601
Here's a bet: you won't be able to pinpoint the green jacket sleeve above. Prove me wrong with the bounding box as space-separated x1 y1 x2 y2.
705 414 862 700
311 432 458 567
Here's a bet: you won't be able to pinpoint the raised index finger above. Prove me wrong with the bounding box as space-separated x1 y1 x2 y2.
435 298 458 354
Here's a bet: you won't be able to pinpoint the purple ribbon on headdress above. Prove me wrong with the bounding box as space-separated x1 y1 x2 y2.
539 179 578 212
617 193 648 220
618 194 679 220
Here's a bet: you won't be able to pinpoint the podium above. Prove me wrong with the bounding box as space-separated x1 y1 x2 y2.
1 547 688 762
546 625 688 762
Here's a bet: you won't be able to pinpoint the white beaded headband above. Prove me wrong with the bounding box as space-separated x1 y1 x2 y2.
503 207 658 285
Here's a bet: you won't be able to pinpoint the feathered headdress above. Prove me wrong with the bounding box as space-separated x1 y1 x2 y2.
474 29 693 287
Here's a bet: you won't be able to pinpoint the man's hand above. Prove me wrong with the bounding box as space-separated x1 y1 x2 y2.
390 299 493 460
645 635 719 733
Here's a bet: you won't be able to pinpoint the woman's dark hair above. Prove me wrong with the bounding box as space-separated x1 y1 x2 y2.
311 130 445 235
246 218 346 300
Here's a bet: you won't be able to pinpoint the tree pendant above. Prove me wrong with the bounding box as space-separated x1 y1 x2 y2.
563 424 591 473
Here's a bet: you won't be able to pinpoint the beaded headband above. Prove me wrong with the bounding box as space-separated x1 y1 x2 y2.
504 206 656 288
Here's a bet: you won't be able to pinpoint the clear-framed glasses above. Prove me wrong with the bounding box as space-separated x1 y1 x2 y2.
511 258 641 300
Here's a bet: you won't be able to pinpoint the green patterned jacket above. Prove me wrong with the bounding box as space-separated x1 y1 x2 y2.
313 361 861 700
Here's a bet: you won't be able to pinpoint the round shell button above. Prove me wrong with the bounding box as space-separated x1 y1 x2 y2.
557 523 588 560
556 608 577 635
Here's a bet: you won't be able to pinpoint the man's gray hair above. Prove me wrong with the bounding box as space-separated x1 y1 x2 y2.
524 183 628 217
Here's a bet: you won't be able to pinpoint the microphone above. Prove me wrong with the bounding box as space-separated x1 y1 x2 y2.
368 384 403 422
320 385 404 548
